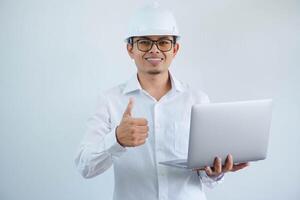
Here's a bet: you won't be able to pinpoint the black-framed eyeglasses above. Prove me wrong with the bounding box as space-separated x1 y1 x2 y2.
133 38 175 52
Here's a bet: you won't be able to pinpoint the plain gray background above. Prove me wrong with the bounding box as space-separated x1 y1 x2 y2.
1 0 299 199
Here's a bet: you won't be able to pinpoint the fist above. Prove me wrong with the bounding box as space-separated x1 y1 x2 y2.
116 98 149 147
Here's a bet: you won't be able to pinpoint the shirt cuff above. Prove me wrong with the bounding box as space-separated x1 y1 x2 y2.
198 170 224 188
197 170 224 180
209 172 225 181
105 126 127 157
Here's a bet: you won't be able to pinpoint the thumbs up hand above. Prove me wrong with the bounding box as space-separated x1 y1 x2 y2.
116 98 149 147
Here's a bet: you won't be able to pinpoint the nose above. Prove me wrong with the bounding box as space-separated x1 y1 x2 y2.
149 42 160 54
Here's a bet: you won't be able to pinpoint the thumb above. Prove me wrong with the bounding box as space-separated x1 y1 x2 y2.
123 97 134 117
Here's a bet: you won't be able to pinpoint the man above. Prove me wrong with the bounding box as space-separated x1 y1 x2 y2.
75 3 248 200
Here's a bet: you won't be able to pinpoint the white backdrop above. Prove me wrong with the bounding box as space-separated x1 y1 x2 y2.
0 0 299 199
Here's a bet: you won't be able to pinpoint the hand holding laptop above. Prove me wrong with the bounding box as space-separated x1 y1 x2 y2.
193 154 249 178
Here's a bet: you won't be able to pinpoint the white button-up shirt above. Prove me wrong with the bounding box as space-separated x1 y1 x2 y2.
75 72 223 200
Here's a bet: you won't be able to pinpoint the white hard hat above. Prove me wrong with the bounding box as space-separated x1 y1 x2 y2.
125 2 180 42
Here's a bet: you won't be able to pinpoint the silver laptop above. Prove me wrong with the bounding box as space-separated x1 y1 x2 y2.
160 99 272 169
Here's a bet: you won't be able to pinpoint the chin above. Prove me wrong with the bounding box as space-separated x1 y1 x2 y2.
147 70 162 75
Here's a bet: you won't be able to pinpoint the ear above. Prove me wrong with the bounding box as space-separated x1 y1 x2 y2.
172 43 180 57
127 43 134 59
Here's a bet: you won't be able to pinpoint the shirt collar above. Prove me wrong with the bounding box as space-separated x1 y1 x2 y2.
169 71 185 93
122 71 185 94
122 74 142 94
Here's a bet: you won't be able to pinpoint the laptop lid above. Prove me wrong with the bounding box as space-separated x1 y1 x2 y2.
187 99 272 169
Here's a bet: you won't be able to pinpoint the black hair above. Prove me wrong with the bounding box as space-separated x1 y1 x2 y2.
127 37 133 45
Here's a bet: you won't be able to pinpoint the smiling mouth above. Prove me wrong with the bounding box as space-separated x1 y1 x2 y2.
145 57 164 61
145 57 164 66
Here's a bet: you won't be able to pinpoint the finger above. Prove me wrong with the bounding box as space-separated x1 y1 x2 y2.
123 98 134 117
205 166 213 176
223 154 233 172
131 130 148 141
232 162 249 172
132 138 147 146
213 157 222 174
138 138 147 144
135 132 148 140
134 126 149 133
131 118 148 126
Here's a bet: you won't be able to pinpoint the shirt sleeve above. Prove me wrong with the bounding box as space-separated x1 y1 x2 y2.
74 93 126 179
198 171 224 189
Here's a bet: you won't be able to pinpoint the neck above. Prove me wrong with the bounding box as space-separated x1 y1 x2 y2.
137 71 172 101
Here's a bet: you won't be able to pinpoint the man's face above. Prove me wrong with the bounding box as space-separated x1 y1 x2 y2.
127 35 179 75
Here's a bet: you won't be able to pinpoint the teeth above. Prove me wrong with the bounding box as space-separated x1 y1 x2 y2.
146 58 162 60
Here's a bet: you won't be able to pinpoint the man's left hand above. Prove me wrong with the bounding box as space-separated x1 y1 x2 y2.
194 154 249 178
